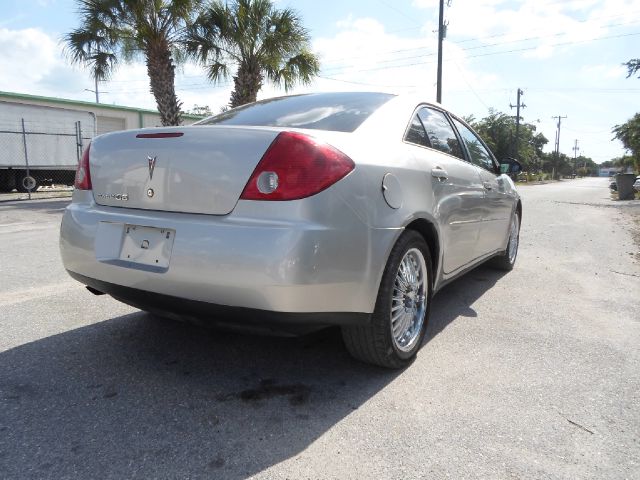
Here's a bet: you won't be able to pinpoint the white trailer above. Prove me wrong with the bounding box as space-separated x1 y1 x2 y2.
0 101 96 192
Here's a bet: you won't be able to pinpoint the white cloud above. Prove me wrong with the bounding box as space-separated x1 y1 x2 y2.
418 0 640 60
309 15 499 114
580 63 627 80
0 26 234 113
0 27 63 91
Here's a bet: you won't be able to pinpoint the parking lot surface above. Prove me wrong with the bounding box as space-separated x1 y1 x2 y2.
0 177 638 479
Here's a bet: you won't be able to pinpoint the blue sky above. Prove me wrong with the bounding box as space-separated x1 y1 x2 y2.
1 0 639 163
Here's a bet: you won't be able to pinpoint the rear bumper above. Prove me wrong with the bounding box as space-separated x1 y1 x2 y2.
60 190 397 318
70 271 370 333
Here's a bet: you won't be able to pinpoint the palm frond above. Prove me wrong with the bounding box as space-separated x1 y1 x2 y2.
206 62 231 82
185 0 320 96
268 49 319 91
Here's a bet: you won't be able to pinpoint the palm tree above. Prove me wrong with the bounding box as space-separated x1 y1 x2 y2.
185 0 320 108
64 0 202 126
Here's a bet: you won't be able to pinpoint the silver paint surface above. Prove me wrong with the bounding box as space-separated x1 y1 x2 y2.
60 95 520 315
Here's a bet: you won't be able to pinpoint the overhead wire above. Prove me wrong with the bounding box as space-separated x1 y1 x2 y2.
94 12 640 96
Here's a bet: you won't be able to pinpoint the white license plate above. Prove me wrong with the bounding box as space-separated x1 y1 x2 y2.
119 224 175 268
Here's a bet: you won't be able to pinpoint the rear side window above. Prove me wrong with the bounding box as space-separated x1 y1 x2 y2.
197 92 395 133
451 118 496 172
404 114 431 148
416 108 464 160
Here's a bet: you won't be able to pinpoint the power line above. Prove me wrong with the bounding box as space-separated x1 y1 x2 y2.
374 0 423 26
319 30 640 77
452 60 488 109
321 17 640 66
465 31 640 60
316 75 417 89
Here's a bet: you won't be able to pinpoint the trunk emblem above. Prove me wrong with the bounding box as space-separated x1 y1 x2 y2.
148 155 157 180
147 188 154 198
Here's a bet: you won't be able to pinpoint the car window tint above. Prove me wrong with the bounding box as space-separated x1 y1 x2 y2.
451 118 496 172
417 108 464 159
404 114 431 148
196 92 395 133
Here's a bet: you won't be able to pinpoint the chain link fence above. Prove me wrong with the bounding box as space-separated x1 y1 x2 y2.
0 103 95 198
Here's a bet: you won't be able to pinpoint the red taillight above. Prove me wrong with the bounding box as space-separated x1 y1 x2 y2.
75 142 92 190
240 132 355 201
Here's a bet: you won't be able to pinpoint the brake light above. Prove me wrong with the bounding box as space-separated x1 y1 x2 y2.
75 143 92 190
136 132 184 139
240 132 355 201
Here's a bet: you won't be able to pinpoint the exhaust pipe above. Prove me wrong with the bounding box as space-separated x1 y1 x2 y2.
86 286 106 296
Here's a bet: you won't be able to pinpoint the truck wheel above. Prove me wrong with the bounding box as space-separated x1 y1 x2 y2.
342 231 433 369
16 174 38 193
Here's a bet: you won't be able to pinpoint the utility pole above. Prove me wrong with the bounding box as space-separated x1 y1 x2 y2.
436 0 450 103
84 77 104 103
572 139 579 176
509 88 526 160
552 115 567 180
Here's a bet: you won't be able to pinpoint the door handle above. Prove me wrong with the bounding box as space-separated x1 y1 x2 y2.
483 181 493 191
431 167 448 181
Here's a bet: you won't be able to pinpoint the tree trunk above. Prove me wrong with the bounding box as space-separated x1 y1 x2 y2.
146 41 182 126
229 62 262 108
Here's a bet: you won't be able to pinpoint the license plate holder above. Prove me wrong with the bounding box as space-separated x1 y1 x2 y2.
119 224 175 269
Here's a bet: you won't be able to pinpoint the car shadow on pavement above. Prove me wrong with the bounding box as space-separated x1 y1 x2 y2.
0 266 504 480
426 265 508 342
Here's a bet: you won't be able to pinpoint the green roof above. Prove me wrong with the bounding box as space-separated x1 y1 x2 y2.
0 90 203 120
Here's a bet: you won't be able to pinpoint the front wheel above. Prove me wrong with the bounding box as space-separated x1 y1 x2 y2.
342 231 433 369
491 210 520 271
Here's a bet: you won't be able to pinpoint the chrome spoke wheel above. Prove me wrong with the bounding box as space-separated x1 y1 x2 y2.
390 247 428 352
508 213 520 264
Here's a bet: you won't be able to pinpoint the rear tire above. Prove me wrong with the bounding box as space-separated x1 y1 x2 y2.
342 230 433 369
491 210 520 271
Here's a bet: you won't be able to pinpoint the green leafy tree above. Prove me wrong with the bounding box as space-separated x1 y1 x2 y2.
185 104 213 116
185 0 320 108
540 152 575 178
577 166 589 177
468 109 548 172
64 0 202 126
612 114 640 172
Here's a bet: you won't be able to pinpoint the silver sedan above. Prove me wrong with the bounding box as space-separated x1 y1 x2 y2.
60 92 522 368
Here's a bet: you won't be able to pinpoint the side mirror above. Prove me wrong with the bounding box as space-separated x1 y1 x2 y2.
500 158 522 174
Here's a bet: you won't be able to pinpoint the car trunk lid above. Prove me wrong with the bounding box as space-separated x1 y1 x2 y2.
89 126 279 215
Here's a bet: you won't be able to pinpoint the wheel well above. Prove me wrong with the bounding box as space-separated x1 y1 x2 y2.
405 219 439 279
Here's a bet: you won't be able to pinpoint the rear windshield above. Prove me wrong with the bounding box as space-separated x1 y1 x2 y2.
196 92 395 133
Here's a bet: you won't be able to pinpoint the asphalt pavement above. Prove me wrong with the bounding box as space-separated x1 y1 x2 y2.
0 177 638 479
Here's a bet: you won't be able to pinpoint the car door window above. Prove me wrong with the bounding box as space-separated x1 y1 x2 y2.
404 114 431 148
416 108 464 160
452 118 497 172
